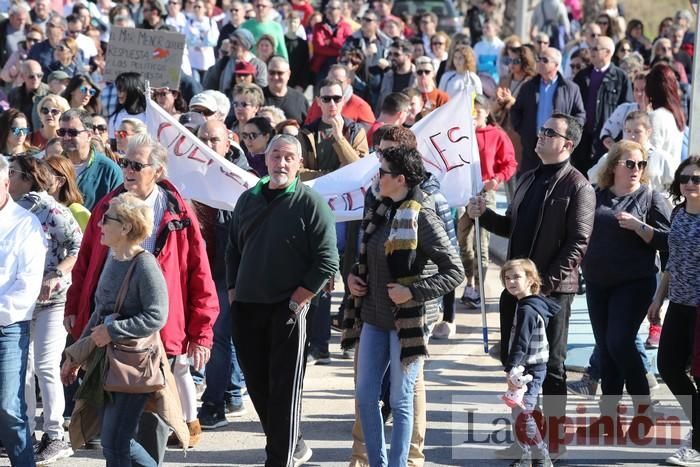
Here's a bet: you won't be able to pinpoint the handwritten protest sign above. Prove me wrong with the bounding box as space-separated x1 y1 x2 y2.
105 27 185 89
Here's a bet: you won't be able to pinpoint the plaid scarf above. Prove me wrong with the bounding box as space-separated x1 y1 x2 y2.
341 187 429 368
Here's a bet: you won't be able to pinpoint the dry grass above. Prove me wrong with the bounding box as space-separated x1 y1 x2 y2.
623 0 692 37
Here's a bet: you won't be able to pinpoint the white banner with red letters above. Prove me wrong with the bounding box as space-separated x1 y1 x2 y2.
144 88 481 219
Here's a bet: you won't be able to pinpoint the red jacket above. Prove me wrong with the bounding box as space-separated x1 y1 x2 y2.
310 19 352 73
475 125 518 183
65 180 219 355
304 94 376 126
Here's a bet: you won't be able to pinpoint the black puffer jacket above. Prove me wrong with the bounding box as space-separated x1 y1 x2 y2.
480 162 595 294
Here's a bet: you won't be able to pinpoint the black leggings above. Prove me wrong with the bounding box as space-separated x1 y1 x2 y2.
658 301 700 450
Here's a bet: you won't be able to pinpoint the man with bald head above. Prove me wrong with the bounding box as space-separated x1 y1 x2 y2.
573 35 633 174
511 46 585 173
8 59 49 131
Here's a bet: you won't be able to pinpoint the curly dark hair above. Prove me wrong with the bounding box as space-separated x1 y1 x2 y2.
381 146 426 188
669 155 700 205
380 125 417 149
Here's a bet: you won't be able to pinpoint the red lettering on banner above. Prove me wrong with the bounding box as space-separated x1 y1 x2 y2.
186 147 210 164
219 166 249 188
173 135 197 157
427 131 466 173
447 126 469 144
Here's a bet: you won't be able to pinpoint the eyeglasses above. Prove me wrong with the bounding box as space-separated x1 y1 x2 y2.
268 70 286 76
536 40 549 45
27 73 44 79
538 126 569 140
26 36 41 43
596 20 609 26
232 101 252 109
503 57 521 65
416 69 432 75
101 213 122 224
536 56 552 64
8 168 27 177
67 29 81 36
93 124 108 133
11 127 30 136
55 44 68 52
620 47 632 53
679 174 700 185
320 95 342 103
361 17 376 22
378 167 399 178
618 159 647 170
79 85 96 96
431 41 445 46
192 106 216 116
241 131 260 140
117 158 152 171
570 63 584 72
57 128 89 137
115 130 133 139
41 107 61 116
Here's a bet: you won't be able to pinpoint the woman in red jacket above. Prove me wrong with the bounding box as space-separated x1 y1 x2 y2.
310 0 352 85
458 94 518 308
64 134 219 452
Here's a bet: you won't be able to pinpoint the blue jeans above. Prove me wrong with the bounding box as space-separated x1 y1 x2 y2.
202 282 245 410
512 365 548 458
0 321 35 466
587 335 651 381
356 323 420 467
102 391 157 467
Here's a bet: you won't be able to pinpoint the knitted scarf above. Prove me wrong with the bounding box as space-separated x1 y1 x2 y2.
341 187 429 369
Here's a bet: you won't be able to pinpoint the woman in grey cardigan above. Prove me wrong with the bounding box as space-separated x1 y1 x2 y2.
343 146 463 466
62 192 168 467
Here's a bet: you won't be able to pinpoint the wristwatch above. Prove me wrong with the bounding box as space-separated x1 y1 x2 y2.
289 300 300 313
54 269 64 278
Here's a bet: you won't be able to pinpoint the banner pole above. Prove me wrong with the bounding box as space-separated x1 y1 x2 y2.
475 216 488 354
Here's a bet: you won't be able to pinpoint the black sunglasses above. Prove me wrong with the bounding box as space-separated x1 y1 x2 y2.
101 213 122 224
41 107 62 116
539 126 569 140
57 128 89 137
678 174 700 185
191 107 215 116
618 159 647 170
94 124 108 133
416 69 432 75
536 56 552 64
117 158 153 171
320 95 342 103
378 167 399 177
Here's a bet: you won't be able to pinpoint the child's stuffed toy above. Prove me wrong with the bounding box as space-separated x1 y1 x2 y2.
500 365 533 409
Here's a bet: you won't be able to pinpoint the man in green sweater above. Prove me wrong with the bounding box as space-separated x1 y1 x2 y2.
225 134 338 467
240 0 288 60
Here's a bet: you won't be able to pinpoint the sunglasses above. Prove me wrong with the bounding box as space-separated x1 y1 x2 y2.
232 101 252 109
101 212 122 224
55 45 68 52
618 159 647 170
115 130 133 139
8 168 29 178
432 41 445 46
503 57 521 65
536 56 551 63
378 167 399 178
67 29 81 36
241 131 260 140
117 158 152 171
27 73 44 79
11 127 30 136
597 20 609 26
536 40 549 45
41 107 61 116
26 36 41 43
57 128 88 137
361 17 376 22
320 95 342 103
192 106 216 116
416 69 432 75
79 85 96 96
539 126 569 140
678 174 700 185
94 124 108 133
268 70 286 76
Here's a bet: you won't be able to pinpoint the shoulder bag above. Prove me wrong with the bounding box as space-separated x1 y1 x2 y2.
103 251 166 393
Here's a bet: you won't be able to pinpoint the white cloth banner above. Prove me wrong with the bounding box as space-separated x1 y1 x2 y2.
144 88 481 219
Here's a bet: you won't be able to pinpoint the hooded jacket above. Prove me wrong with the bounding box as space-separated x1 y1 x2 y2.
65 180 219 356
506 294 561 372
474 124 518 183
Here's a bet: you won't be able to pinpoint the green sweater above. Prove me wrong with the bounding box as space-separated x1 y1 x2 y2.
241 19 288 60
226 176 339 303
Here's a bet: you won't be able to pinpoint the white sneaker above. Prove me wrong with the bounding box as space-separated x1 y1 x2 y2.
432 321 456 339
683 430 694 448
666 447 700 466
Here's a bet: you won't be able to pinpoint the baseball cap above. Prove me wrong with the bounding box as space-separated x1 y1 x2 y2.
189 92 218 113
47 70 70 82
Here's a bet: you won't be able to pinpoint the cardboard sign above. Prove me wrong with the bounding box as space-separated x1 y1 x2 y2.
105 27 185 89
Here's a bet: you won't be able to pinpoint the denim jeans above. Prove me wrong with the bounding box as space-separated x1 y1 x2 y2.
0 321 35 466
102 391 157 467
202 281 245 411
356 323 420 467
587 335 651 381
512 365 548 459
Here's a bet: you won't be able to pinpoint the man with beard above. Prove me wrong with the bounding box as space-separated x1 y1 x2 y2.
377 38 416 110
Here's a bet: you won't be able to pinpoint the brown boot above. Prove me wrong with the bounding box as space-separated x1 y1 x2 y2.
187 419 202 448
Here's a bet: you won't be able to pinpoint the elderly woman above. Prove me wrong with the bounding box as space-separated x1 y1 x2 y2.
48 37 81 78
115 118 148 156
8 156 82 464
45 155 91 231
653 155 700 466
32 94 71 150
61 192 169 466
0 109 34 158
438 45 483 98
64 134 219 451
581 140 670 428
344 146 463 467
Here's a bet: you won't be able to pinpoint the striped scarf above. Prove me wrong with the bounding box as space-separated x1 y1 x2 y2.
341 187 429 369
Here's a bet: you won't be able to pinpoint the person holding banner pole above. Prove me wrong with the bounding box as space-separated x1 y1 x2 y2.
468 113 595 460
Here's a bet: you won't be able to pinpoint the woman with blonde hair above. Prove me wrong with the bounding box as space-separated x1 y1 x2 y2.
32 94 71 150
438 45 482 97
429 31 450 71
48 37 81 78
581 140 670 430
497 35 522 79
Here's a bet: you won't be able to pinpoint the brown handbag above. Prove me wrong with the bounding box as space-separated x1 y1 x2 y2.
103 251 166 393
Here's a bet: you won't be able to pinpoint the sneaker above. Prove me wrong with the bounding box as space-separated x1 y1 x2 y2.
666 447 700 466
341 347 355 360
225 400 247 417
494 442 523 459
567 373 598 398
646 372 660 391
646 324 661 349
198 407 229 430
293 438 313 466
34 434 73 464
460 286 481 309
431 321 456 339
684 430 694 448
508 453 531 467
307 349 331 365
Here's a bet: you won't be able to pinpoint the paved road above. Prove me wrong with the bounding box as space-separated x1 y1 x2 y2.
4 263 684 467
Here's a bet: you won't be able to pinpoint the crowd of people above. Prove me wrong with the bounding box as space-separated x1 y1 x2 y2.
0 0 699 466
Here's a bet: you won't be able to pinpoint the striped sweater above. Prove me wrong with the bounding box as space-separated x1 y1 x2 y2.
505 295 560 372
